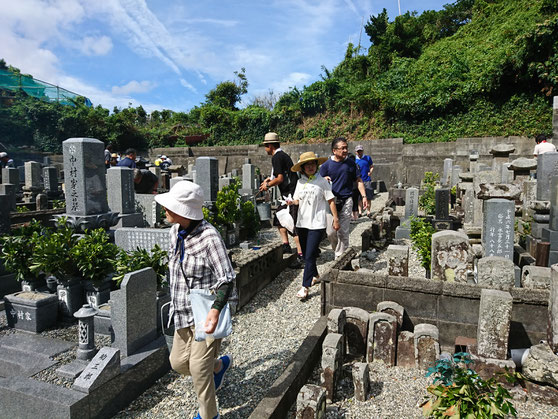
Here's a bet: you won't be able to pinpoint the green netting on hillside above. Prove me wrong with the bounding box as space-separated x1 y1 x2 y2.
0 69 91 107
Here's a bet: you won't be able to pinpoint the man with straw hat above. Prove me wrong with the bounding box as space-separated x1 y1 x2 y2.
155 181 236 419
259 132 303 262
289 151 340 299
320 137 368 258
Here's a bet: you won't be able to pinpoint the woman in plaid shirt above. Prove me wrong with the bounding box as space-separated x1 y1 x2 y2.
155 181 236 419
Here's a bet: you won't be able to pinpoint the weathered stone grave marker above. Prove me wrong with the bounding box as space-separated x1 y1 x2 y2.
195 156 219 202
482 198 514 260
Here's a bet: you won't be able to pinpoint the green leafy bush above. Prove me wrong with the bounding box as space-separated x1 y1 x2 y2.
421 352 517 418
72 228 118 283
215 180 240 227
30 218 81 280
113 244 169 289
0 220 45 281
419 172 439 215
240 200 260 238
410 216 435 273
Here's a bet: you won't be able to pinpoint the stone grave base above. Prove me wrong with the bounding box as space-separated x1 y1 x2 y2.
0 335 170 419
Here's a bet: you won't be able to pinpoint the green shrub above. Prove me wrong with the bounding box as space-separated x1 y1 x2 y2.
72 228 118 283
113 244 168 289
240 200 260 238
409 216 435 273
419 172 439 215
0 220 45 281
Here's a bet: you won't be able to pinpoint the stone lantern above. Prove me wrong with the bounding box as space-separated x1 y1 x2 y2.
74 304 98 360
489 144 515 174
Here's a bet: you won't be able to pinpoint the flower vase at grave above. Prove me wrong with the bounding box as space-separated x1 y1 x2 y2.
83 277 112 309
56 276 85 318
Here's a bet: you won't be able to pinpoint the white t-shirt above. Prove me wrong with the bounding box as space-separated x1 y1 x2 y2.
534 141 556 156
293 174 335 229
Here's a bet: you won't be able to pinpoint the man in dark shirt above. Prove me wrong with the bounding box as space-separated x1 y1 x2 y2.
117 148 137 168
134 169 159 194
320 137 367 258
104 144 113 168
259 132 302 260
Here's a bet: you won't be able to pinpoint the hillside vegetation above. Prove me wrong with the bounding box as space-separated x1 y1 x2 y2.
0 0 557 153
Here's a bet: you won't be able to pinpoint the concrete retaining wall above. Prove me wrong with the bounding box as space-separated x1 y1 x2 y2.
320 269 548 349
151 136 535 188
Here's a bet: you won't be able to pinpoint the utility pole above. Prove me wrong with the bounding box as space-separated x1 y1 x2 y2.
398 0 401 15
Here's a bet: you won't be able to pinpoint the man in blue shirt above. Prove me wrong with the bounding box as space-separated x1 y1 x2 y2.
320 137 367 258
117 148 137 169
355 145 374 216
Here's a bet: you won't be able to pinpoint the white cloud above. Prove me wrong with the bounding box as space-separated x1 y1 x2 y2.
270 72 312 94
111 80 155 95
80 35 113 56
180 78 197 93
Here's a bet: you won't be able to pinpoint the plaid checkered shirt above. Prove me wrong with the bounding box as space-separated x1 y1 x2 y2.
167 220 237 330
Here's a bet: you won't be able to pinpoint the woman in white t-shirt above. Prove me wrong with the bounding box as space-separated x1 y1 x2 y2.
289 152 340 299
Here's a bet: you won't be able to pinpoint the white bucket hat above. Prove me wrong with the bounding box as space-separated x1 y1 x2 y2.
154 181 204 220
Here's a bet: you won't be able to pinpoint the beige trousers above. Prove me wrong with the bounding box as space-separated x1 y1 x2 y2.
326 197 353 258
169 327 222 419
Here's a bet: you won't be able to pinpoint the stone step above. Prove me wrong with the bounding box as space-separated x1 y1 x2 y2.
0 333 75 358
0 346 57 377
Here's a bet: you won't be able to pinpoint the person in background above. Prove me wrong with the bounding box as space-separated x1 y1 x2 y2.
355 145 374 217
259 132 303 263
117 148 137 168
347 153 360 221
104 144 113 168
154 155 163 167
0 152 14 168
533 134 556 158
289 152 339 300
155 181 235 419
134 169 159 194
320 137 367 258
110 153 118 166
160 155 172 171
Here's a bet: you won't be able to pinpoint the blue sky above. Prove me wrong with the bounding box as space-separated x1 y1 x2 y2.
2 0 449 113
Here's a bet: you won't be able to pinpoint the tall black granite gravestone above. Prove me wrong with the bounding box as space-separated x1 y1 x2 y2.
433 188 452 230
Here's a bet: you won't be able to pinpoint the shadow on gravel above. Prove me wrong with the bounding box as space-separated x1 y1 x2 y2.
217 349 293 418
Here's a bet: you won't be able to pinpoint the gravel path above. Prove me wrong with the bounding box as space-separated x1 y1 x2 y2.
2 193 558 418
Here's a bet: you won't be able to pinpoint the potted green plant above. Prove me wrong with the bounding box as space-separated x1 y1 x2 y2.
72 228 118 308
0 220 46 291
239 200 260 240
30 219 83 317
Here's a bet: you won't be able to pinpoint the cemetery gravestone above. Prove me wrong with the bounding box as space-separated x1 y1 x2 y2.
549 265 558 353
114 227 171 252
482 198 514 260
434 189 451 230
554 96 558 141
195 157 219 202
24 161 42 190
536 152 558 201
63 138 109 216
469 150 479 173
0 184 16 211
107 167 143 227
2 167 20 189
477 256 515 288
135 193 161 227
430 230 471 282
394 187 418 239
477 289 513 359
451 165 461 188
43 167 58 194
490 144 515 175
110 267 158 357
442 158 453 186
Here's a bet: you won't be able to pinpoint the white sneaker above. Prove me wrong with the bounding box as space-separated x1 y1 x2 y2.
296 287 308 299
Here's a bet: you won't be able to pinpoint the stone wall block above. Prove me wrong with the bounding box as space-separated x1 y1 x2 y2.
550 265 558 353
521 266 551 290
431 230 471 282
523 343 558 388
387 245 409 276
477 256 515 289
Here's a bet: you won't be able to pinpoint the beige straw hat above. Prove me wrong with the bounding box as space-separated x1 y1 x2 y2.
291 151 328 172
262 132 280 144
